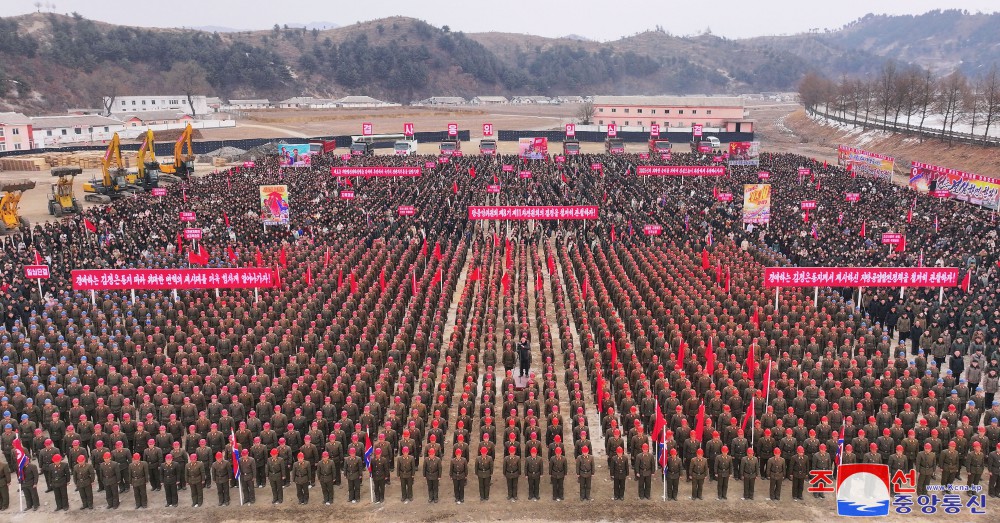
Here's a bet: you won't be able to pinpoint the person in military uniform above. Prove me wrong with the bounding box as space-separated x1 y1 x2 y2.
812 444 833 499
665 448 682 500
475 446 494 501
525 447 543 501
987 442 1000 498
344 447 364 503
143 439 163 492
0 451 9 510
715 445 733 500
504 445 521 501
292 452 311 504
211 452 232 506
423 447 441 503
239 449 256 504
397 446 416 503
576 445 594 501
99 452 121 509
73 454 95 509
550 446 567 501
128 453 149 509
609 446 630 501
689 448 708 500
160 453 181 507
790 446 810 501
940 441 961 493
50 453 71 510
967 441 986 493
635 443 655 500
916 443 937 495
766 448 786 501
22 457 39 510
317 451 337 505
372 447 391 503
450 448 468 504
186 453 205 507
266 448 286 504
741 448 759 500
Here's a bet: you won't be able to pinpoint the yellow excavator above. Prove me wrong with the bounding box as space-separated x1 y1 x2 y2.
132 128 160 189
0 179 36 233
47 166 83 217
159 122 195 182
83 133 143 203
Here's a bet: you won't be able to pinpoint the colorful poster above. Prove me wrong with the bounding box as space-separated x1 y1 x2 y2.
277 144 312 167
742 184 771 224
763 267 959 288
728 141 760 166
837 145 894 180
909 161 1000 209
259 184 290 226
518 137 548 159
72 268 275 291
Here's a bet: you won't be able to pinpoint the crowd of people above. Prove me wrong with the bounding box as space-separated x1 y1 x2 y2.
0 144 998 513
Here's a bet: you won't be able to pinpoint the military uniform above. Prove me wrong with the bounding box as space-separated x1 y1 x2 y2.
423 453 442 503
22 462 39 510
372 454 391 503
576 452 595 501
609 452 630 500
0 460 9 510
100 459 121 508
525 452 543 500
967 449 986 491
504 452 521 500
292 460 311 504
635 451 655 499
160 458 181 506
715 453 734 500
239 455 257 504
916 450 936 495
475 453 494 501
185 459 206 507
212 459 232 505
940 447 961 492
549 452 567 501
129 459 150 508
790 453 810 500
266 455 286 503
50 459 72 510
741 454 759 500
73 459 95 509
344 453 364 502
317 457 337 504
666 453 682 500
986 447 1000 498
812 450 833 498
766 454 786 501
450 455 468 503
689 455 708 500
397 452 416 502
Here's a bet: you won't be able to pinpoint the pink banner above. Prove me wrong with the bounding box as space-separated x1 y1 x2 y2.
637 166 725 177
151 188 167 197
642 224 662 236
845 193 860 202
72 268 276 291
398 205 415 216
591 163 603 171
424 161 435 168
330 167 422 177
881 233 903 245
519 170 532 179
24 265 49 279
931 190 951 198
502 165 514 172
486 185 501 193
801 201 817 210
717 192 733 202
183 228 202 240
692 124 703 137
639 153 649 160
763 267 959 288
438 156 450 164
798 168 811 177
555 155 565 163
662 152 672 161
340 190 355 200
468 206 599 221
179 212 196 222
757 171 770 180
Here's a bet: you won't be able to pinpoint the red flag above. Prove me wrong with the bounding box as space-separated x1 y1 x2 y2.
223 212 230 228
596 372 605 415
337 269 343 290
746 341 756 382
469 266 479 282
725 266 731 293
182 187 187 203
344 177 353 187
176 233 183 254
501 272 510 295
704 338 715 376
536 272 543 292
712 186 718 199
452 181 458 195
961 271 971 292
653 407 667 462
227 175 231 191
804 209 809 223
379 268 386 291
761 360 773 398
411 271 417 295
279 246 287 268
468 167 476 178
324 247 330 268
306 265 313 286
421 239 428 257
433 242 442 261
740 396 755 433
859 220 866 238
676 341 686 370
198 244 209 264
560 172 567 184
84 219 97 233
505 245 513 269
895 235 906 253
350 273 358 294
493 233 500 247
750 308 759 330
34 251 43 265
274 266 281 287
582 275 588 300
227 245 237 263
715 265 722 284
547 255 556 276
610 340 619 371
610 224 616 243
693 402 706 442
701 249 709 270
188 247 202 266
906 208 912 224
815 179 821 190
255 249 263 268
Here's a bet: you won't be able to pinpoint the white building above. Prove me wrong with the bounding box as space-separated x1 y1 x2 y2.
105 95 210 116
512 96 553 105
416 96 467 106
225 99 272 110
471 96 509 105
334 95 398 108
0 112 34 152
31 115 126 147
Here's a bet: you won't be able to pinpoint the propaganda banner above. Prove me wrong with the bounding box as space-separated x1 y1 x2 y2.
72 268 276 291
763 267 959 288
909 161 1000 209
636 166 726 177
728 141 760 166
277 144 312 167
330 167 422 177
742 184 771 224
259 184 290 226
398 205 416 216
518 138 548 159
837 145 894 180
468 206 599 221
24 265 50 279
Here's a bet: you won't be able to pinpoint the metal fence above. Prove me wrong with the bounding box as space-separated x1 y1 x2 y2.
808 108 1000 147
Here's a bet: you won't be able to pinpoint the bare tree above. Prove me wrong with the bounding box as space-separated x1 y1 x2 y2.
797 71 835 111
980 64 1000 140
877 62 897 128
915 69 936 135
936 70 968 144
965 73 984 138
162 61 213 117
898 66 924 128
576 101 595 125
858 78 876 128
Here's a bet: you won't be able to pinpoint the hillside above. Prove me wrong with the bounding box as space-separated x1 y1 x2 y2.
0 10 998 113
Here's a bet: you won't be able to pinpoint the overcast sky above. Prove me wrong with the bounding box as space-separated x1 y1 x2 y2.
2 0 998 40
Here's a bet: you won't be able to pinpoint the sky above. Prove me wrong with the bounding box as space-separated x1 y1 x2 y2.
2 0 998 40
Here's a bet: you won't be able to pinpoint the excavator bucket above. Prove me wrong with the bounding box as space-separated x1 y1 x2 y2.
0 180 36 193
51 166 83 177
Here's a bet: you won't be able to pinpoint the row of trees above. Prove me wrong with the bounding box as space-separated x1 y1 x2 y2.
799 61 1000 143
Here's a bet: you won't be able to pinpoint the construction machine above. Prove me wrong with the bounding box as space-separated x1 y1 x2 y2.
159 123 195 182
132 128 160 189
0 179 36 233
83 133 143 203
47 166 82 217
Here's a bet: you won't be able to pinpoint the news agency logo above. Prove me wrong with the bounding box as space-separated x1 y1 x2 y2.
836 463 891 517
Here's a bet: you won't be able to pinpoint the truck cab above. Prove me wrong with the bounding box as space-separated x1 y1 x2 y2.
604 137 625 155
562 140 581 156
394 139 418 156
479 139 497 156
440 139 461 156
690 136 722 154
648 139 672 154
350 141 374 156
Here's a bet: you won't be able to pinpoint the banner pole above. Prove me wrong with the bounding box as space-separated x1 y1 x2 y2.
774 287 778 311
814 287 818 308
939 287 943 305
90 290 95 307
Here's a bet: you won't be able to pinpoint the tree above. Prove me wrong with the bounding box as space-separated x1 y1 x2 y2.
935 70 968 144
877 61 897 128
162 60 213 117
577 101 595 125
979 64 1000 140
914 69 936 135
797 71 834 111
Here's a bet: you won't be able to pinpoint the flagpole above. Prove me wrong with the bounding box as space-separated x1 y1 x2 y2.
661 424 667 502
368 429 375 504
238 463 244 505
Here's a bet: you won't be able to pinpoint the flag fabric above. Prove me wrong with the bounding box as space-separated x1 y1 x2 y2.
255 249 263 268
704 338 715 376
561 172 567 184
547 255 556 276
470 266 480 282
274 266 281 287
918 250 924 268
279 246 287 268
595 372 605 416
182 187 187 203
452 181 458 195
740 396 755 433
364 432 374 473
906 208 912 224
653 405 668 468
859 220 866 238
421 239 428 257
725 266 731 293
227 245 237 263
83 219 97 233
380 268 386 292
803 209 809 223
223 212 230 228
750 308 759 330
961 271 971 293
684 214 690 231
676 341 686 371
811 223 818 239
433 242 442 261
34 251 43 265
324 247 330 268
707 230 714 247
306 265 313 286
701 249 710 270
411 271 417 295
582 275 589 300
176 233 184 254
837 212 843 226
351 273 358 294
468 167 476 178
501 272 510 295
610 224 616 243
746 341 756 382
693 402 706 442
230 429 241 480
610 340 619 371
934 215 939 233
761 360 773 399
338 270 343 290
895 235 906 253
12 433 27 482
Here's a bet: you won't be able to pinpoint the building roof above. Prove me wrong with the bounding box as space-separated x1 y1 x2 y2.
556 96 584 102
0 112 32 125
591 95 744 107
514 95 551 101
115 111 192 122
335 95 388 104
30 114 124 129
422 96 466 104
228 99 271 105
278 96 317 105
473 96 508 102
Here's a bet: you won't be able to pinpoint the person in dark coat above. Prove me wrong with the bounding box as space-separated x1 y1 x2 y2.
73 454 95 509
238 449 256 504
371 447 391 503
576 445 595 501
99 452 120 509
49 453 71 510
609 446 629 501
423 447 442 503
549 446 567 501
524 447 543 501
741 448 759 500
450 448 468 504
211 452 232 506
317 451 337 505
344 447 364 503
22 458 40 510
186 453 206 507
291 453 311 504
517 336 531 378
266 448 285 504
475 446 494 501
160 453 181 507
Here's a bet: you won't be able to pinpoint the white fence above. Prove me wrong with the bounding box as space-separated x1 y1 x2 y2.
32 120 237 148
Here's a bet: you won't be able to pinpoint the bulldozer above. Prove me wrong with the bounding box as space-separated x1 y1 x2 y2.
159 122 195 183
0 179 36 233
83 132 144 203
47 166 83 217
131 128 160 189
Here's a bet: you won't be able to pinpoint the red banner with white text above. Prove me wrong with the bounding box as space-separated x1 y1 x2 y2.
330 167 422 177
637 166 726 177
468 206 599 220
763 267 959 288
72 268 276 291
